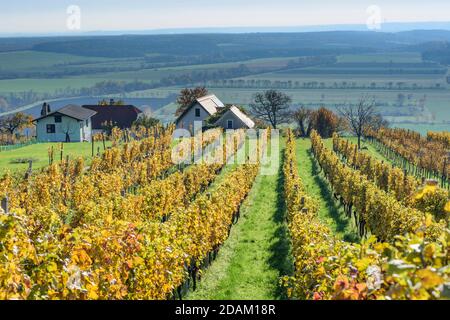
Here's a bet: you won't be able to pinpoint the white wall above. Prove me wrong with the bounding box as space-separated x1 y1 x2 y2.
176 103 210 132
36 115 83 142
215 111 249 129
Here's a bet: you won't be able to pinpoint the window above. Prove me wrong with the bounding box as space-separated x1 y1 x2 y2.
46 124 55 133
195 108 201 117
227 120 234 129
54 115 62 123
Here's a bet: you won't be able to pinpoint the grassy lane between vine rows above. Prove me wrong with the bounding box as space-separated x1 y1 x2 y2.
344 136 391 163
187 140 293 300
295 138 360 243
353 136 449 187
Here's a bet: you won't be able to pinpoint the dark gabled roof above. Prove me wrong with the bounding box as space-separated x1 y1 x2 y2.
34 104 97 122
82 105 142 130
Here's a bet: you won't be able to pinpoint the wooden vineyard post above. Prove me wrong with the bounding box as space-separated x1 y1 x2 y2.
91 134 95 157
443 152 450 189
404 169 408 187
24 160 33 180
48 146 53 165
102 133 106 150
65 155 70 177
1 196 8 214
60 142 64 161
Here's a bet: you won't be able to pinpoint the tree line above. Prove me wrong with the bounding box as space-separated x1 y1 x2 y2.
249 90 387 149
175 87 388 150
206 79 445 91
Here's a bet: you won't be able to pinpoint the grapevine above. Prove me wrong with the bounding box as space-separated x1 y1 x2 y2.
332 134 449 221
284 128 449 300
311 130 446 241
366 128 450 188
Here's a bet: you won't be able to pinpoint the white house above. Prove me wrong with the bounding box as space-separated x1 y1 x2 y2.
175 94 225 132
214 105 255 130
34 104 97 142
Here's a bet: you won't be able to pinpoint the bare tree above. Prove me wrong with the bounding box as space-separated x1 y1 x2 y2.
337 96 376 149
250 90 292 129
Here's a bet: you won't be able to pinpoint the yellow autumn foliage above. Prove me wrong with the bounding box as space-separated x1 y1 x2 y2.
284 129 449 300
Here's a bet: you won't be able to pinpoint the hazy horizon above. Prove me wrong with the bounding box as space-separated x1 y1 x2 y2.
2 21 450 38
1 0 450 35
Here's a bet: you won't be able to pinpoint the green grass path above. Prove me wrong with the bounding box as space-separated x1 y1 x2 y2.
344 137 391 162
187 143 292 300
0 141 113 173
295 138 359 242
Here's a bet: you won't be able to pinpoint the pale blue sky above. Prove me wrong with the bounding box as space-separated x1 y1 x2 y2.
1 0 450 33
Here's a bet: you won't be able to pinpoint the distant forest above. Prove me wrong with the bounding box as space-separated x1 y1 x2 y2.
1 30 450 114
1 31 450 62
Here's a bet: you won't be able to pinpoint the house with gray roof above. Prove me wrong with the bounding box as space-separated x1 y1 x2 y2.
175 94 225 132
33 104 97 142
214 105 255 130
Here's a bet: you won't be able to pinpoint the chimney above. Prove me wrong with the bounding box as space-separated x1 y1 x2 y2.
41 103 49 116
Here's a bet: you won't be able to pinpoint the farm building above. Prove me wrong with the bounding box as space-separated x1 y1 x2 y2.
214 105 255 130
175 94 225 132
175 94 255 131
33 104 96 142
82 101 142 133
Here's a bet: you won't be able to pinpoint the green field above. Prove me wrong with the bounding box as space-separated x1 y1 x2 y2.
0 50 113 72
1 49 450 133
0 53 295 95
337 52 424 63
393 123 450 135
0 78 107 94
235 52 448 89
76 57 295 81
0 141 111 173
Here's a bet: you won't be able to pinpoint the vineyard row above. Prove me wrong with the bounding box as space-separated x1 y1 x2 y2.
310 130 445 242
284 129 449 300
332 135 449 221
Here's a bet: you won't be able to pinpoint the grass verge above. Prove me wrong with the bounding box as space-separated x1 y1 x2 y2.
187 141 293 300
